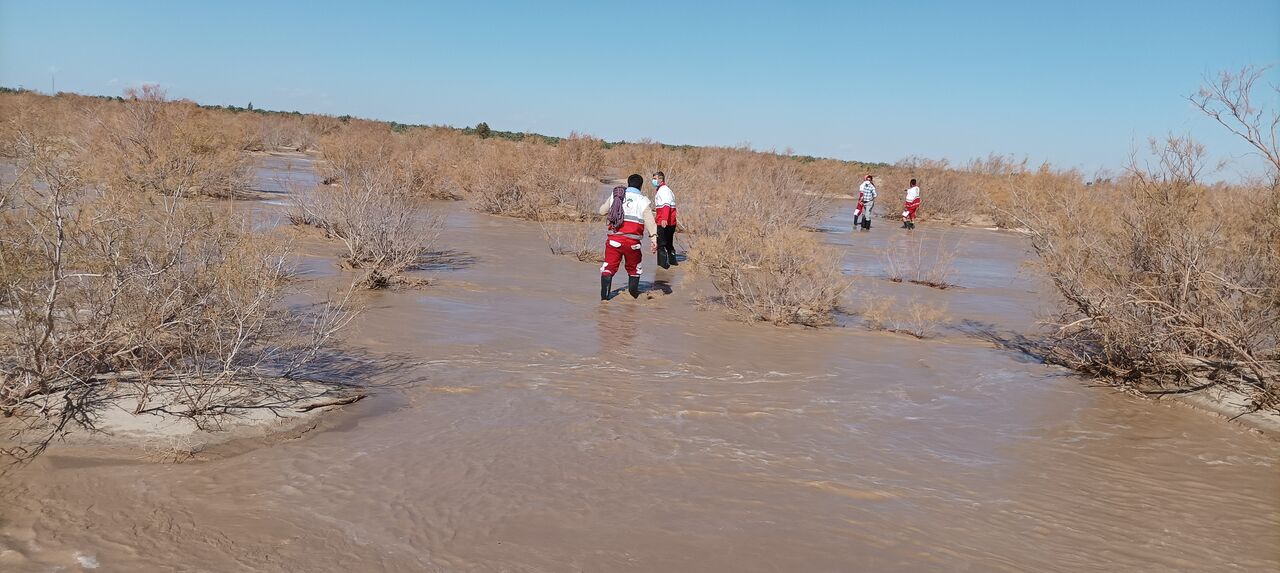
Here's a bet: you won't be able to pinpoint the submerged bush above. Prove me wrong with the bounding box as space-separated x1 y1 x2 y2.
693 226 848 326
540 221 604 263
881 231 959 289
299 141 445 288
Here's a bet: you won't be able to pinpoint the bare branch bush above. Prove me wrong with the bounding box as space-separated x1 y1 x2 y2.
254 113 332 153
692 224 849 326
1 110 357 462
857 292 895 331
881 230 960 289
452 133 605 220
1016 129 1279 409
1189 65 1280 184
673 147 830 235
856 293 950 339
291 164 443 289
540 221 604 263
898 298 951 339
86 85 253 199
318 123 461 200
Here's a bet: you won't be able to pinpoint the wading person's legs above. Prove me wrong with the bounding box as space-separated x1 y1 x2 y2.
656 227 671 269
623 242 643 298
664 226 678 264
600 239 625 300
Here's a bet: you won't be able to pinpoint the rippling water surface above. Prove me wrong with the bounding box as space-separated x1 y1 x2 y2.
1 161 1276 572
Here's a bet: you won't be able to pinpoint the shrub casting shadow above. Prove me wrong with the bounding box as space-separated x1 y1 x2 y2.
416 249 479 272
957 319 1053 365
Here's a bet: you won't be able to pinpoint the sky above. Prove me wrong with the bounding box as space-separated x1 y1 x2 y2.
2 0 1278 178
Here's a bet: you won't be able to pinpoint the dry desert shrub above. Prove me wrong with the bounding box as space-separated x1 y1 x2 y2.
0 118 355 462
540 221 604 263
86 85 253 199
318 123 460 200
857 293 950 339
253 112 339 152
857 293 895 331
609 140 696 185
1017 127 1279 409
899 298 951 339
675 148 829 235
456 142 551 218
293 156 444 289
1041 65 1280 411
881 230 959 289
693 225 849 326
453 133 604 220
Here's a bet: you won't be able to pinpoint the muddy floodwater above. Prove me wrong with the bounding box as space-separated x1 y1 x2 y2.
2 158 1277 572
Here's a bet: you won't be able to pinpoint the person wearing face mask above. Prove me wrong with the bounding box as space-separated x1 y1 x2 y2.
598 174 659 300
854 174 877 231
651 171 679 268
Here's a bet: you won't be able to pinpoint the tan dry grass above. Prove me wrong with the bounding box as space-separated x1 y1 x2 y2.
0 90 357 463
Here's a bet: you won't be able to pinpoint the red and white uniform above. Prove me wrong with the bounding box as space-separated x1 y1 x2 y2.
902 185 921 221
600 188 651 277
654 184 677 227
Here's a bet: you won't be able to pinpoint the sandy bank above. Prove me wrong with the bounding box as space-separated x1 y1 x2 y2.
1170 386 1280 440
2 382 365 464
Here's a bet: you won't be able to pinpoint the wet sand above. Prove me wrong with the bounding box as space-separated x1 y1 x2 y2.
1 161 1277 572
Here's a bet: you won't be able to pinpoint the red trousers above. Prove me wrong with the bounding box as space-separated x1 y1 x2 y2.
601 235 642 277
903 198 921 221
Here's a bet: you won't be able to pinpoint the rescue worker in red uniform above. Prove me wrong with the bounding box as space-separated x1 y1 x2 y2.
902 178 922 229
598 174 658 300
652 171 678 268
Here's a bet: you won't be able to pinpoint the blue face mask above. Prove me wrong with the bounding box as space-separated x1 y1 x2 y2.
651 179 661 188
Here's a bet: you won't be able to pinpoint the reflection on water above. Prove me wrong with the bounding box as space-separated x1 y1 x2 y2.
595 305 640 357
0 163 1276 572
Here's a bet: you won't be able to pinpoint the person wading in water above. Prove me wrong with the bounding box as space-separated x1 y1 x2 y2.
652 171 679 268
598 174 658 300
901 178 921 229
855 174 877 231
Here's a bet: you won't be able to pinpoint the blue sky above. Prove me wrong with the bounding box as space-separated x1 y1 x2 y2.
2 1 1278 177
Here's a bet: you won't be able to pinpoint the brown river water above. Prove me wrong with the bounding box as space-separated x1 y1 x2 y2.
1 157 1277 572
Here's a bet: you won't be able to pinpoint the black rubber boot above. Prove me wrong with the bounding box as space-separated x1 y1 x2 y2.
628 276 641 299
666 227 679 265
600 275 612 301
657 242 670 269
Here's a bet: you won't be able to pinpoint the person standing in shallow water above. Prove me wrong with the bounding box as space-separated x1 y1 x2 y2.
902 178 922 229
598 174 658 300
651 171 679 268
855 174 877 231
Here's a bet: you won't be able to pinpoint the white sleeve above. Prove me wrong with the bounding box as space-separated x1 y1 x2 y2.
656 186 673 206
